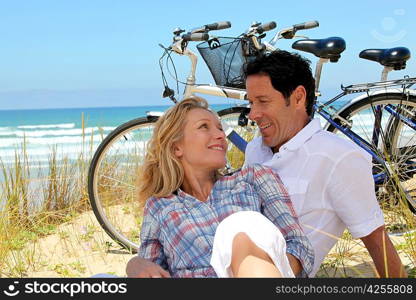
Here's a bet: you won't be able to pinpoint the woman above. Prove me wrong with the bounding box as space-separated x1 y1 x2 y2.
134 96 314 278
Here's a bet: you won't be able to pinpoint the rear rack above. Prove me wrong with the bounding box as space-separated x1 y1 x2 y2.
341 77 416 94
316 76 416 112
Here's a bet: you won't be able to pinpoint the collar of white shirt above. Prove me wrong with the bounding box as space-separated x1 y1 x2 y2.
259 118 322 153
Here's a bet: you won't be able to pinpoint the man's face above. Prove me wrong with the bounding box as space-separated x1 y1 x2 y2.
246 73 306 152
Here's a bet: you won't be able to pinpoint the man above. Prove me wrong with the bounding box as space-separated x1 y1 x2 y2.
127 50 406 278
243 50 406 277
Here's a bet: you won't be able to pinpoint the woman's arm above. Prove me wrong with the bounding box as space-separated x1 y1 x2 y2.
134 199 170 276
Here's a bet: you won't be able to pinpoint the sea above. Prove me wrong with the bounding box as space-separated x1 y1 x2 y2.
0 104 234 172
2 99 410 207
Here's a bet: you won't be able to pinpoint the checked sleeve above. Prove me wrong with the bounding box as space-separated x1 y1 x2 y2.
138 198 169 271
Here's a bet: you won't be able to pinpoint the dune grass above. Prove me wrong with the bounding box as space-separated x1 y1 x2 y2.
0 146 91 277
0 119 415 277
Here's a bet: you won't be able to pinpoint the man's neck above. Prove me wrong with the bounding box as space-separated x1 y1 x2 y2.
271 117 311 153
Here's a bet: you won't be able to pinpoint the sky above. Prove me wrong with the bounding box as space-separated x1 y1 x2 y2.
0 0 415 110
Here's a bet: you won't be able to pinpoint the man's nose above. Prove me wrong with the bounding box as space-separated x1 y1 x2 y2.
248 106 261 121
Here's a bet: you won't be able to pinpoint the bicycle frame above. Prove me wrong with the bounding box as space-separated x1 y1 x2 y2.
318 80 416 184
169 39 416 185
178 47 248 151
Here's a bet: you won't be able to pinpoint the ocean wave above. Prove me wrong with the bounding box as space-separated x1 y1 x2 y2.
0 134 106 147
1 133 149 149
17 123 76 129
0 126 116 138
0 141 148 164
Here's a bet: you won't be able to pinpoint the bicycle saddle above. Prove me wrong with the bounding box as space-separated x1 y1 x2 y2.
292 37 346 62
359 47 410 70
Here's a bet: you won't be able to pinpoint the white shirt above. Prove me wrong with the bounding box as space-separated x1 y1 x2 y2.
244 118 384 277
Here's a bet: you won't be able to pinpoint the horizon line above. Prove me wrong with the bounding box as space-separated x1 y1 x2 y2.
0 102 235 112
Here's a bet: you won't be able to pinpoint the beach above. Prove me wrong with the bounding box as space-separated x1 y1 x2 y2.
1 103 415 278
6 205 413 278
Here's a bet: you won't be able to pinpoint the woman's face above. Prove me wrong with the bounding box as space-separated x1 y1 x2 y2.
174 108 227 172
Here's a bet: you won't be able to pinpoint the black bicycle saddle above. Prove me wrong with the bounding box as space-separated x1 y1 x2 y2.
359 47 411 70
292 37 346 62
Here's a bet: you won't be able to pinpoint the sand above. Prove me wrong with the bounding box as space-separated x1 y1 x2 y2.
15 208 413 278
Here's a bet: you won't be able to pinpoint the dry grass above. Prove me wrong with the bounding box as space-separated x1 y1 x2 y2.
0 118 415 278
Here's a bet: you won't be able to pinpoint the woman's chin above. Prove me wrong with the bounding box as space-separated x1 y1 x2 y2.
208 161 226 171
217 160 227 170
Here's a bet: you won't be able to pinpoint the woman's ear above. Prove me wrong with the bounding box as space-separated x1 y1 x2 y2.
173 143 183 158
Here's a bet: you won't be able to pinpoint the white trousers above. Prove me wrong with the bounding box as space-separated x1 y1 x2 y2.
210 211 295 278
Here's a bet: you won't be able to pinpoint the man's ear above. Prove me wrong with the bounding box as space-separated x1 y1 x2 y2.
292 85 307 108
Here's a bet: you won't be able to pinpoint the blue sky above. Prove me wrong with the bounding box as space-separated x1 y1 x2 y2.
0 0 415 109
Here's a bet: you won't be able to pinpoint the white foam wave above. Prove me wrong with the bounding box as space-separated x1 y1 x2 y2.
1 134 106 147
0 126 115 138
17 123 75 129
0 141 148 164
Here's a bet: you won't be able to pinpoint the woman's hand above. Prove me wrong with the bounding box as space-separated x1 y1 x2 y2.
126 256 171 278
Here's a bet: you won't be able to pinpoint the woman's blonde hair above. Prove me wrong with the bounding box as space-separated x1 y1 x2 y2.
137 96 218 202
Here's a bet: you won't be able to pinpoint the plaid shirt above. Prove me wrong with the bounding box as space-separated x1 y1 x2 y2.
138 164 314 278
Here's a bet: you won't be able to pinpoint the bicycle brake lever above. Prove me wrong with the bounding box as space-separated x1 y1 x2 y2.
293 34 309 39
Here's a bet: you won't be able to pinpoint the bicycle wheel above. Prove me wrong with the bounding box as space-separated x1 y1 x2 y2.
218 106 257 172
326 93 416 213
88 116 158 252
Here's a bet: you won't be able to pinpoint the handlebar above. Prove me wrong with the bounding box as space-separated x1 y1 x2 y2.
256 21 277 34
205 21 232 31
269 20 319 45
182 33 210 42
190 21 232 33
293 20 319 30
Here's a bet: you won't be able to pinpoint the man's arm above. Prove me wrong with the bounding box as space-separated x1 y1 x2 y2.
126 256 170 278
327 151 406 277
360 225 407 278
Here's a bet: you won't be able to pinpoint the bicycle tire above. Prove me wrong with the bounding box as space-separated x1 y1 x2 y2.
88 116 159 252
218 106 257 172
326 92 416 213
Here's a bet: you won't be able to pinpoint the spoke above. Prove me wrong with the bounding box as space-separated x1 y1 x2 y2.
327 95 416 213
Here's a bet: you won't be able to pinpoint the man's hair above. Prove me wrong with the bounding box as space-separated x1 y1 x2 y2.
244 50 316 116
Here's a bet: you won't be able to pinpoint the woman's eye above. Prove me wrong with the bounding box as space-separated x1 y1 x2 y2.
199 123 208 129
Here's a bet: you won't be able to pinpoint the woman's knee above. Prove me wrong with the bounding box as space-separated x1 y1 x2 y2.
232 232 254 254
231 232 272 262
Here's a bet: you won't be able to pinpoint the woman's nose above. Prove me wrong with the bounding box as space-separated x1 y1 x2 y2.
215 127 226 139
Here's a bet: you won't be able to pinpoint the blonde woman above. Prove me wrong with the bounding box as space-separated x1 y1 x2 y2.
128 97 313 278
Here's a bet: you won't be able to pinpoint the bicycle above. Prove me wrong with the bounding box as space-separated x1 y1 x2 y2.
88 20 416 252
